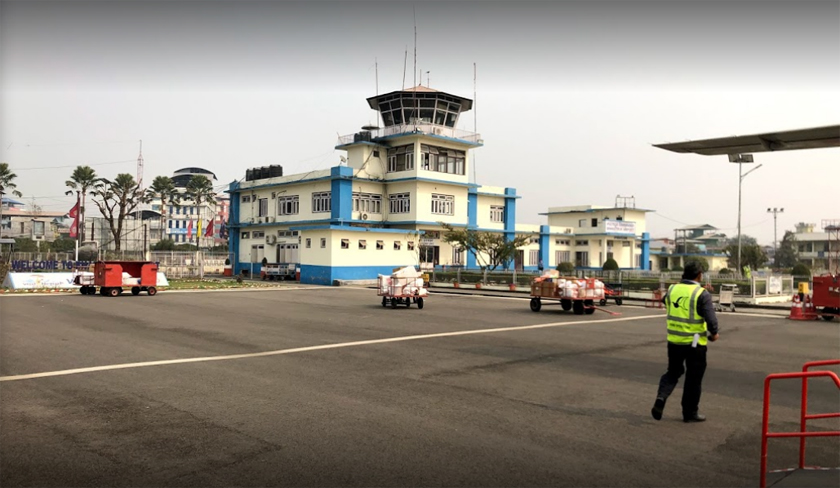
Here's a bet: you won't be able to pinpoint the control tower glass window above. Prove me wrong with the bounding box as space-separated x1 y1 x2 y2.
377 93 464 128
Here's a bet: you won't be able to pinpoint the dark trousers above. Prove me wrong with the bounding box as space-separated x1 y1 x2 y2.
656 342 707 417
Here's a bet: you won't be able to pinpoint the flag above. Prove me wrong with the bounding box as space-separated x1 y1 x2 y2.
68 202 80 238
187 219 193 240
204 219 214 237
197 219 202 238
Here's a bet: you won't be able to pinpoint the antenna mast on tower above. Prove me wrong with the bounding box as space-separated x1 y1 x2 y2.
136 139 144 190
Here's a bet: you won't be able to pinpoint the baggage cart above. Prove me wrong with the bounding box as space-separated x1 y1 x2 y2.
529 276 619 316
75 261 160 297
715 283 737 312
377 274 427 309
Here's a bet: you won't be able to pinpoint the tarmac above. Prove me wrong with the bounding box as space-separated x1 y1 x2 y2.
1 286 838 487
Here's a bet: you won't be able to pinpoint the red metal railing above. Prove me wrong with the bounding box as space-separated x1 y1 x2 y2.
760 360 840 488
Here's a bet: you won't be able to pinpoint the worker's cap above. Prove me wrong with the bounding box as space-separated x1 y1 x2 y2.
682 261 704 280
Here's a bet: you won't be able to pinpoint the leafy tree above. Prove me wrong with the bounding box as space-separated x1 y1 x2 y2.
49 237 78 253
13 238 39 252
685 258 709 273
791 263 811 277
152 238 176 251
729 234 758 246
440 223 531 271
91 173 144 251
719 268 733 275
185 175 215 248
146 176 180 243
0 162 23 197
602 257 619 271
775 230 798 268
556 262 575 274
726 242 769 271
64 165 98 242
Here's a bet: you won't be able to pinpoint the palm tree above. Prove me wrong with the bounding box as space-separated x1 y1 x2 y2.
0 162 22 197
65 165 98 242
0 162 22 238
91 173 143 252
146 176 180 244
185 175 216 249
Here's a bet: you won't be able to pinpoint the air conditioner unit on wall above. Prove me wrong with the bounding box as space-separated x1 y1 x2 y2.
266 235 276 244
266 216 275 223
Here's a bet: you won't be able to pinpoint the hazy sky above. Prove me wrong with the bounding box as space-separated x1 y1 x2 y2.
2 0 838 244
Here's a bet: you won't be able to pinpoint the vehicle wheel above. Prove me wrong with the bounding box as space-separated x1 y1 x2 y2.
599 298 607 307
561 299 572 311
530 298 542 312
147 286 157 296
391 298 397 309
87 287 96 295
417 297 424 309
822 308 836 321
107 287 120 297
405 298 411 308
615 298 623 306
79 286 87 294
573 300 585 315
100 287 108 296
584 299 595 314
382 296 387 307
131 287 141 296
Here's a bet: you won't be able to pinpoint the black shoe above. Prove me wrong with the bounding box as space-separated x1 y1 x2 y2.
651 398 665 421
683 413 706 423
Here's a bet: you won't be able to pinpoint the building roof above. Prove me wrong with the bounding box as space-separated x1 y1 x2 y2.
677 224 718 231
653 125 840 156
366 86 474 111
541 205 653 215
173 167 218 180
794 232 831 242
1 197 24 205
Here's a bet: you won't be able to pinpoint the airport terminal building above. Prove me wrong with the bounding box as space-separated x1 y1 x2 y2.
228 86 651 284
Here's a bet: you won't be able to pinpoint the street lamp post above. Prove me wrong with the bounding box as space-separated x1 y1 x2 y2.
767 207 784 265
729 154 763 273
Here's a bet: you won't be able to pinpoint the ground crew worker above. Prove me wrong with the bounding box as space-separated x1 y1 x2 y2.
651 261 720 423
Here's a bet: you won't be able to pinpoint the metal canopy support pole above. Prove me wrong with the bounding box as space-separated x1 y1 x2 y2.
737 162 742 273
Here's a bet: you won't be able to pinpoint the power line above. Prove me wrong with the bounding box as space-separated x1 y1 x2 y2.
11 159 135 171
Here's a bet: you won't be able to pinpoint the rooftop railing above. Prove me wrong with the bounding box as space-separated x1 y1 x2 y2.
337 123 482 146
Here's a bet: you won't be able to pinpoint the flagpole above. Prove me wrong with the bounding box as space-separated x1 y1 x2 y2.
74 191 80 262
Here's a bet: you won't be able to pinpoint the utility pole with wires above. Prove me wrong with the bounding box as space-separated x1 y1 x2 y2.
136 140 144 190
767 207 784 264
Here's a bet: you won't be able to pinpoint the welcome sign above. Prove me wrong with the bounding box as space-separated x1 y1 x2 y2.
2 272 170 290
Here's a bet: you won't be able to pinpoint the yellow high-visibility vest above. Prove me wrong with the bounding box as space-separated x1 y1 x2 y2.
665 283 708 346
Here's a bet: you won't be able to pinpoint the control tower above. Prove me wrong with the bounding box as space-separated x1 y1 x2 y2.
336 86 482 181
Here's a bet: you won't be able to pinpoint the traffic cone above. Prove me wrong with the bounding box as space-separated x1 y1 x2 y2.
788 294 805 320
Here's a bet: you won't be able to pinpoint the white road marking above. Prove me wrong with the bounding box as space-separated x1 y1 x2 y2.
0 314 661 383
0 285 338 298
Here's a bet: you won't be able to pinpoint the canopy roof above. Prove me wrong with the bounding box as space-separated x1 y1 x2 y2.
654 125 840 156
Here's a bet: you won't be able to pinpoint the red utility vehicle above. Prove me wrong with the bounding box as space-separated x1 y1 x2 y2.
811 274 840 321
76 261 160 297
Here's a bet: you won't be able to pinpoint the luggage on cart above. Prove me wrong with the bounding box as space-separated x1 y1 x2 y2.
378 267 427 309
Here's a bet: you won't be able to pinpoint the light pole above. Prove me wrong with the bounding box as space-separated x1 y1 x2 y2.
0 185 5 239
729 154 763 273
767 207 784 265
